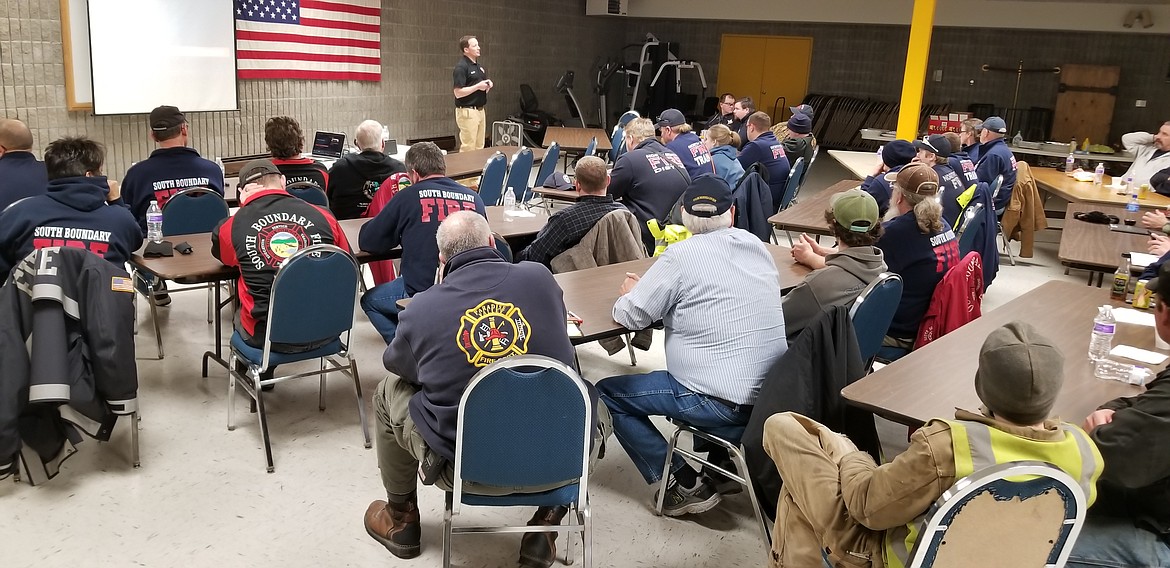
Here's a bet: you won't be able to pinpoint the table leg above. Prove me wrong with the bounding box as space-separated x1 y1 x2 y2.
201 278 235 377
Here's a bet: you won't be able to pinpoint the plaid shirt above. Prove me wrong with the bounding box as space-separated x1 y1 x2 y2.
515 195 626 266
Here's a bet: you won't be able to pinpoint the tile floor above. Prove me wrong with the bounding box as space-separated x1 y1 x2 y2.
2 156 1098 567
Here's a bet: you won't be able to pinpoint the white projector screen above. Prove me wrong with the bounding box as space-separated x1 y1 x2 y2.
88 0 239 115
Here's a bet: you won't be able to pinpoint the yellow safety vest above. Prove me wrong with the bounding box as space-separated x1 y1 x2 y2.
884 419 1103 568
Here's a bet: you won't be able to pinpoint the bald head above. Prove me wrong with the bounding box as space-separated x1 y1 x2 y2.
0 119 34 152
354 119 384 152
436 210 492 262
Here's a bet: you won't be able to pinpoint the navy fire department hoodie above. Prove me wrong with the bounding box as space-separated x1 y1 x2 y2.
121 147 224 235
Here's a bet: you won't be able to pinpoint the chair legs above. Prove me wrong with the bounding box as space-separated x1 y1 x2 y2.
998 221 1016 266
443 492 454 568
135 272 165 360
624 333 637 366
130 410 141 468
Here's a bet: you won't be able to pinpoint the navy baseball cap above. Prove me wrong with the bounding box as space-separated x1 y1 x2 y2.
790 104 814 119
913 134 952 157
983 116 1008 134
542 172 573 190
881 140 916 168
682 174 733 217
654 109 687 128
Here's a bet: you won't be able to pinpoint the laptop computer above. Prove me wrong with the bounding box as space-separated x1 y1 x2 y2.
385 138 398 157
311 131 346 160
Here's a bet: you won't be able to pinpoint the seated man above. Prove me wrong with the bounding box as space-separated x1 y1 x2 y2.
0 136 141 276
733 97 755 149
0 118 48 212
211 159 350 354
779 112 816 168
607 117 690 252
738 111 791 211
765 321 1103 567
705 92 739 130
974 116 1018 212
943 131 980 193
327 119 405 219
786 189 886 340
121 105 225 234
958 117 983 162
1118 121 1170 195
515 156 625 266
597 175 787 516
265 116 329 189
798 165 959 352
1067 261 1170 567
360 142 485 344
657 108 714 180
912 134 967 225
861 140 915 217
363 211 609 568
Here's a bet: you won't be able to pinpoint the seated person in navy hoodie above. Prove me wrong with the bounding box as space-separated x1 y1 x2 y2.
265 116 329 190
860 140 915 217
327 119 405 219
363 210 610 568
359 142 486 344
912 134 967 226
738 111 791 212
944 131 981 193
974 116 1018 213
0 136 142 276
0 118 48 212
607 118 690 252
121 105 225 233
656 108 714 180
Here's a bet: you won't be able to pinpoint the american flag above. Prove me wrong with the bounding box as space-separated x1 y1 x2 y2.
234 0 381 81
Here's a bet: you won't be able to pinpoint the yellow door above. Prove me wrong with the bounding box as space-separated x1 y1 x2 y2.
717 35 813 124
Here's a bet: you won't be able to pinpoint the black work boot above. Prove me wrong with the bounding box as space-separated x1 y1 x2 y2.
519 505 570 568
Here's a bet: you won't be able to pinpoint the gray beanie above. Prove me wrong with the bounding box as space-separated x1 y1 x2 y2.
974 321 1064 425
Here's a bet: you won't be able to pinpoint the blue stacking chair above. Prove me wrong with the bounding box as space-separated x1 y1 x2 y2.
226 244 371 472
848 272 904 370
616 110 640 129
956 202 986 258
609 127 626 163
137 187 231 359
286 181 329 207
794 145 819 200
503 146 535 203
477 151 508 206
533 142 560 200
584 137 596 158
445 355 595 567
988 174 1015 266
776 157 805 212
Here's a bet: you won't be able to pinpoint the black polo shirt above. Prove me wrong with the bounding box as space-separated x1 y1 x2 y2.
453 55 487 108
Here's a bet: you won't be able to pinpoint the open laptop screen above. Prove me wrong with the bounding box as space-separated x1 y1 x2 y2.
311 131 345 159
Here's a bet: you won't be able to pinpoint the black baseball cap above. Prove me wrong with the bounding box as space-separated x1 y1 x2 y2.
150 105 186 131
655 109 687 128
913 134 952 157
240 159 282 185
542 172 573 190
682 174 733 217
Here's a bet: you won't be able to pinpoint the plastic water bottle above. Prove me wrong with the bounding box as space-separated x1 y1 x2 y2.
214 156 225 176
1088 305 1116 361
1128 192 1140 213
146 200 163 243
1093 163 1105 187
1094 358 1152 386
1012 131 1023 146
1125 175 1135 195
1065 149 1076 176
502 189 516 222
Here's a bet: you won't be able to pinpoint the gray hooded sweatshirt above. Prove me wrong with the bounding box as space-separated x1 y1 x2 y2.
782 245 887 339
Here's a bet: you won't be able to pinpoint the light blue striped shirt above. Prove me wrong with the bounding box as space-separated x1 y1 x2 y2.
613 227 787 405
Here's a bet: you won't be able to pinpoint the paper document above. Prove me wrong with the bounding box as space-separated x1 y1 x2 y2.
1130 252 1159 267
1113 308 1156 327
1110 345 1168 365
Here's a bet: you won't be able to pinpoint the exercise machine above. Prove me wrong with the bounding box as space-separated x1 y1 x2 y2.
554 70 589 128
624 34 707 121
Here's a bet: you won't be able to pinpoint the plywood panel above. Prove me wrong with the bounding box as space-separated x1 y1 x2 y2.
1051 64 1120 146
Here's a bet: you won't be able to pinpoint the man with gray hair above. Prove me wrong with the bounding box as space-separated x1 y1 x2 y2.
364 210 608 568
607 117 690 252
359 142 485 344
327 119 405 219
1118 121 1170 195
597 174 787 516
0 118 48 212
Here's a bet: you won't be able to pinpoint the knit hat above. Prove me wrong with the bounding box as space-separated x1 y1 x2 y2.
881 140 916 168
974 321 1065 424
830 188 879 233
787 114 812 135
885 163 940 195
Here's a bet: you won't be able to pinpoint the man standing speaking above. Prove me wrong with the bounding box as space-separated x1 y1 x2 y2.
453 35 492 153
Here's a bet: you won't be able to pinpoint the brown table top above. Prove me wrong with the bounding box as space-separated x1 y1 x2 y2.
1032 167 1170 209
554 244 811 343
1058 202 1151 272
768 179 859 236
542 127 613 152
446 147 547 180
130 206 547 283
841 281 1147 426
532 187 581 203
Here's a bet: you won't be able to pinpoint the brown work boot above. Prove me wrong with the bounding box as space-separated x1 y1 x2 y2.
519 505 570 568
364 499 421 559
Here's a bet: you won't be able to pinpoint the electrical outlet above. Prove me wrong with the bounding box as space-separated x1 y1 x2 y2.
933 70 943 82
1136 99 1148 108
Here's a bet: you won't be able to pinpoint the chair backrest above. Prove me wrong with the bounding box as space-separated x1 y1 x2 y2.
453 355 592 510
286 181 329 207
848 272 903 365
503 146 535 202
956 202 986 257
491 231 513 262
777 157 805 211
520 84 539 113
584 137 597 157
988 174 1004 206
477 152 508 206
161 187 230 236
907 460 1087 568
796 145 819 192
609 127 626 163
532 142 560 197
616 110 640 129
261 244 359 365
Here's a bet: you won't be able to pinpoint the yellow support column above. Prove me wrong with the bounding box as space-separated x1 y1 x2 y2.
896 0 937 139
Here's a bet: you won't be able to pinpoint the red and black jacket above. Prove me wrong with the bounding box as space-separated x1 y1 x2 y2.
211 189 351 342
272 157 329 190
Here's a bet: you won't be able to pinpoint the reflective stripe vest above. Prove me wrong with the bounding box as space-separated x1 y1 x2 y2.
884 419 1103 568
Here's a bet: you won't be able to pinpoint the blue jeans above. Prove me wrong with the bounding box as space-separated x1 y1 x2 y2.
361 278 408 345
596 370 751 485
1066 514 1170 567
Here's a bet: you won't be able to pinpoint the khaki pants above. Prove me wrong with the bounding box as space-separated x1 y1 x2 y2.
455 107 486 152
374 374 611 498
764 412 884 568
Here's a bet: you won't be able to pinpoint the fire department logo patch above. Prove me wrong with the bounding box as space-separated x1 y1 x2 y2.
457 299 531 367
258 224 309 266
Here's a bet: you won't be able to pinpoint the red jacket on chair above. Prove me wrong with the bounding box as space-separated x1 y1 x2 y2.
915 251 984 349
362 173 411 286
